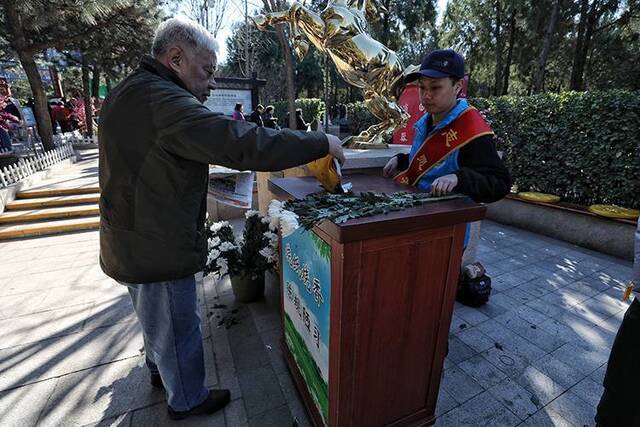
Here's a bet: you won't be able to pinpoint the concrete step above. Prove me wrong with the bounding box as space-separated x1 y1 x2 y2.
16 186 100 199
0 204 99 224
5 193 100 211
0 216 100 240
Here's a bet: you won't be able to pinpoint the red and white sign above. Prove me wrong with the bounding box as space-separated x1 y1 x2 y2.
392 85 425 145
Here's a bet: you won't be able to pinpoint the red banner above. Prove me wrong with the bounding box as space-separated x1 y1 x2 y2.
393 85 424 145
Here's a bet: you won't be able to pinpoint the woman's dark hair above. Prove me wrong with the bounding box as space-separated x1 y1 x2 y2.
265 105 274 113
234 103 243 111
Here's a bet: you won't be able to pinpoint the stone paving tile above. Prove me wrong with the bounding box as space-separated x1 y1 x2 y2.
456 327 496 353
446 335 478 364
488 292 520 312
530 354 585 389
442 390 521 427
127 401 225 426
440 366 485 405
550 342 609 376
237 365 286 418
248 404 293 427
538 317 612 354
275 371 312 427
453 305 490 326
590 363 608 385
0 322 143 392
546 390 597 427
223 398 249 427
569 376 604 408
516 366 567 406
487 377 541 420
458 354 507 389
0 377 58 426
501 287 537 305
587 291 631 316
521 407 573 426
435 388 458 417
37 356 165 426
495 314 565 354
492 271 538 292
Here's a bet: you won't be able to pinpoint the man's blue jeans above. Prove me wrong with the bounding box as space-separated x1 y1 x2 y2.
124 274 209 411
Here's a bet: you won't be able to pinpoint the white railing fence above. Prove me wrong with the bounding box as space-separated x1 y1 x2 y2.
0 142 75 188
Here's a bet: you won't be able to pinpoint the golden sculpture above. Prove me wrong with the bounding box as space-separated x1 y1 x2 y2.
253 0 414 148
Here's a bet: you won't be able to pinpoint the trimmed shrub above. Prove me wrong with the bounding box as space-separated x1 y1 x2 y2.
272 98 326 127
473 90 640 209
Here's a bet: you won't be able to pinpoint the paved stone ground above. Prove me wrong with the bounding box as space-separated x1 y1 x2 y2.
0 154 634 426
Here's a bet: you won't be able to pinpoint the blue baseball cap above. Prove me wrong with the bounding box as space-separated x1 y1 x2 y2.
405 49 465 82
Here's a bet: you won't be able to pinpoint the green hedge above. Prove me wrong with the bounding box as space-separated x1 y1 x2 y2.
473 90 640 209
349 91 640 209
272 98 325 127
346 101 377 135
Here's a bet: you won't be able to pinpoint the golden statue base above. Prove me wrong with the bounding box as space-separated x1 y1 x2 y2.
342 135 389 150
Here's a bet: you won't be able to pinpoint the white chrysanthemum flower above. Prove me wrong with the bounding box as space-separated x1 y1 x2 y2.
245 210 260 219
263 231 278 242
207 237 221 250
219 241 237 252
267 199 299 237
280 216 299 237
216 257 228 275
208 249 220 261
210 221 230 233
259 247 276 264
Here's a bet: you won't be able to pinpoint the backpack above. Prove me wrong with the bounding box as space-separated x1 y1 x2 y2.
456 262 491 307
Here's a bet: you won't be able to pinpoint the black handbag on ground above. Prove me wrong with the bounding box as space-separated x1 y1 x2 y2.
456 262 492 307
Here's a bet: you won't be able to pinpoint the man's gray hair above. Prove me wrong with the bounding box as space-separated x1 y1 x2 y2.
152 16 219 58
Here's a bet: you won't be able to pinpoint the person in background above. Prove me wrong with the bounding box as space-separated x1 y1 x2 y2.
295 108 308 131
232 103 244 120
262 105 278 129
0 79 22 121
247 104 264 127
0 95 19 151
595 217 640 426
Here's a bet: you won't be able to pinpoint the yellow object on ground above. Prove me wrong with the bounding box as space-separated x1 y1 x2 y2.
307 154 341 192
588 204 640 219
518 192 561 203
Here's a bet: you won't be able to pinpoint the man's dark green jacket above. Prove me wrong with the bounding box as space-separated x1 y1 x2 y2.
98 56 328 283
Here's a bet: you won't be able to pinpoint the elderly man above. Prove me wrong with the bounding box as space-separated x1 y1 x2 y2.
98 17 344 420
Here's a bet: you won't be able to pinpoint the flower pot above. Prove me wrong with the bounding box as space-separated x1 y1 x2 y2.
230 272 265 303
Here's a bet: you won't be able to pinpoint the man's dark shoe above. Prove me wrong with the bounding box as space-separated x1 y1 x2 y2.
150 373 164 390
167 389 231 420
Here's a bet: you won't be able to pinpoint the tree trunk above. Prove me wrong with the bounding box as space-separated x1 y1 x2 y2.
502 6 517 95
81 57 94 137
569 0 589 90
3 0 55 150
531 0 560 94
494 0 503 96
92 64 101 100
572 0 602 90
105 75 112 92
20 51 55 150
263 0 297 129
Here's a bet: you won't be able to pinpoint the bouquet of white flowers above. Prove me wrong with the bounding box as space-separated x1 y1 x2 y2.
204 210 279 281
